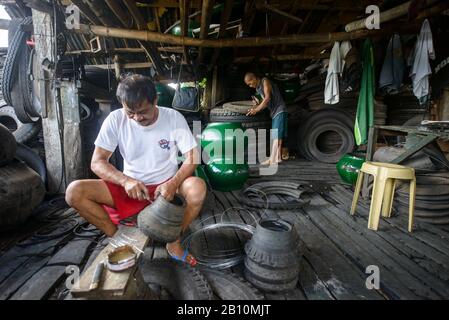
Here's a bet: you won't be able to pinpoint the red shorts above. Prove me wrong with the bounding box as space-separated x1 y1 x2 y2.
102 180 165 225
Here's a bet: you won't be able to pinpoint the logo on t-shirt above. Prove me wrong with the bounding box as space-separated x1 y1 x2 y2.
158 139 170 150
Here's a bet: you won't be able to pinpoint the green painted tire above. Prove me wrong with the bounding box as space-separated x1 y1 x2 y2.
201 122 248 163
204 158 249 192
336 154 365 185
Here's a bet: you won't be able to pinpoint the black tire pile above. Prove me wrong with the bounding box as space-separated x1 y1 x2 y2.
296 108 355 163
373 146 449 225
394 172 449 225
0 124 45 231
244 219 301 292
139 256 266 300
294 73 387 163
0 17 41 144
210 103 271 130
384 89 427 125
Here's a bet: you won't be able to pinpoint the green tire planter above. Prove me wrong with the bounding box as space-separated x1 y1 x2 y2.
336 154 366 185
201 122 248 163
204 158 249 192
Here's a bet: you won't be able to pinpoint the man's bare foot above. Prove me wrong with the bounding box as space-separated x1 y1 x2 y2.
166 240 197 266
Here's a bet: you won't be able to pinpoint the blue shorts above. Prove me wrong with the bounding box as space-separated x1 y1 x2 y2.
271 112 288 140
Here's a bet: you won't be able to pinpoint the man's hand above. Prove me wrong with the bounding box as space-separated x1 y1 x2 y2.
123 177 150 201
246 107 259 116
155 180 178 201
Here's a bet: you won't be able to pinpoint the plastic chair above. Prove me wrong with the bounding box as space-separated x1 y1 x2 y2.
350 161 416 232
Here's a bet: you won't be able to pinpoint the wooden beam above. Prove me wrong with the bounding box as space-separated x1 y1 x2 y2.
66 46 183 55
123 0 166 75
256 2 303 25
233 52 330 64
345 0 439 32
240 0 256 36
84 0 117 27
198 0 215 63
105 0 133 28
85 62 152 70
208 0 233 71
75 23 404 48
272 0 301 57
123 0 146 29
179 0 190 62
70 0 102 25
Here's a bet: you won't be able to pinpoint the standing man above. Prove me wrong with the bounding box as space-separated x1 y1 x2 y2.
65 74 205 266
244 72 288 164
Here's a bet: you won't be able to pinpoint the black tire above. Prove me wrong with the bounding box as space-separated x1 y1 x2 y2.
15 143 47 185
139 257 214 300
0 105 41 143
244 256 299 282
244 268 299 293
1 17 32 110
222 101 255 114
201 268 265 300
209 107 269 123
0 161 46 231
296 108 354 160
303 121 355 163
0 123 17 167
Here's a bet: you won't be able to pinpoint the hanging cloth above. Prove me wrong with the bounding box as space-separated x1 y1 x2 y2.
379 34 405 95
324 42 342 104
409 19 435 103
354 39 375 146
340 41 352 71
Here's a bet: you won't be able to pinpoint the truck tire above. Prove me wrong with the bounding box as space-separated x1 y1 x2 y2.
139 258 214 300
0 123 17 167
201 268 265 300
0 161 46 231
0 105 41 143
209 107 269 123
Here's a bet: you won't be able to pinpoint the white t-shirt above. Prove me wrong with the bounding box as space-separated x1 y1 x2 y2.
94 106 197 185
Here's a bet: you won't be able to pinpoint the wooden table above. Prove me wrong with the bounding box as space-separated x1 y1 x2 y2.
71 226 155 299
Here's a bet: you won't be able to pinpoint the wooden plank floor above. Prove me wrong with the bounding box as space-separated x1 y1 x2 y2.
1 160 449 299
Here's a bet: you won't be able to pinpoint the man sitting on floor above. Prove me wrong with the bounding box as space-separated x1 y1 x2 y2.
65 74 205 266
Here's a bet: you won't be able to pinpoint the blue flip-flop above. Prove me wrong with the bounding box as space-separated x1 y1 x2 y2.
166 247 197 266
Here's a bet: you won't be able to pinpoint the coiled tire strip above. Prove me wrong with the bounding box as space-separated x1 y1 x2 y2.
239 181 310 210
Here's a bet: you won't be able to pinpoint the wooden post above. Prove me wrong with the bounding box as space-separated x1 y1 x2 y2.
33 10 85 193
198 0 215 63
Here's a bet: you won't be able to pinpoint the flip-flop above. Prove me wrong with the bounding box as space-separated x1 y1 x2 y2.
166 247 197 267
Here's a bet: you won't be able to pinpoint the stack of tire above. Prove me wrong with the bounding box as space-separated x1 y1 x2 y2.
210 101 271 130
0 124 45 231
373 146 449 225
384 90 427 125
244 219 301 292
394 172 449 225
210 101 272 161
296 108 356 163
0 17 41 144
307 91 388 126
